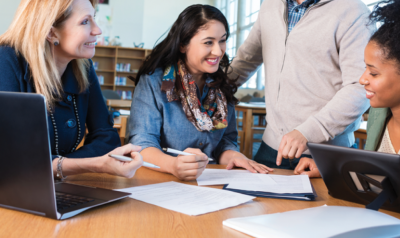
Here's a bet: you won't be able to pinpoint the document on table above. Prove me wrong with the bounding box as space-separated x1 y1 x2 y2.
197 169 255 186
119 109 130 115
227 174 313 194
115 181 255 216
197 169 312 194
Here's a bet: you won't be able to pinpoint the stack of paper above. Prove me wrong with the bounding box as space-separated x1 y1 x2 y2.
196 169 254 186
115 181 255 216
223 206 400 238
119 109 130 115
197 169 316 200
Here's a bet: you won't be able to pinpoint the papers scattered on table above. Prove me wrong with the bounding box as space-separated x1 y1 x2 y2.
119 109 130 116
197 169 316 200
115 181 255 216
360 121 367 130
223 206 400 238
227 174 313 194
196 169 254 186
247 102 266 106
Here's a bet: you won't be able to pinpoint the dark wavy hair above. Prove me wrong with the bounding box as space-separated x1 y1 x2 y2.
369 0 400 71
134 4 238 104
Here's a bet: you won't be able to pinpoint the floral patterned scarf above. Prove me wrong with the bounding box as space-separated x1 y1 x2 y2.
161 60 228 132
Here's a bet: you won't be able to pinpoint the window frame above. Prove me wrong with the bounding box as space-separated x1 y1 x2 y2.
216 0 264 89
217 0 381 90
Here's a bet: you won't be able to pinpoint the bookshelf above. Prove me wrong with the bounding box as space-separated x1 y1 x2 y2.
92 46 152 100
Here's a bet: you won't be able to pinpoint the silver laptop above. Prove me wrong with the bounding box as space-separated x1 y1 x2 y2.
0 92 131 220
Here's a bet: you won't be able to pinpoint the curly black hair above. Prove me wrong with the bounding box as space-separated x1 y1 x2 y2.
369 0 400 70
134 4 238 105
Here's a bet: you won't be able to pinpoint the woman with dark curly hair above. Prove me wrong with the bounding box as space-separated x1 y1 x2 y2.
360 0 400 153
129 4 271 181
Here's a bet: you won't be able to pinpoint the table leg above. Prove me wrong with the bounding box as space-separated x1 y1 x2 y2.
244 108 253 159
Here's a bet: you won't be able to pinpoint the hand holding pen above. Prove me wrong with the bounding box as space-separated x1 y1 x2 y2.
163 148 210 181
162 148 213 161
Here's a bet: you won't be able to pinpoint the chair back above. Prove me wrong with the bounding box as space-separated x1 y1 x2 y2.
102 90 121 100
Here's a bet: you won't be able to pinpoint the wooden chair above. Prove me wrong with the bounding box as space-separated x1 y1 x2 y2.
354 120 368 149
235 108 266 158
76 115 129 149
236 111 245 153
113 116 128 145
354 129 367 149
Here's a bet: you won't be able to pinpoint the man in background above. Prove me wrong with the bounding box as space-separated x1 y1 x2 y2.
229 0 375 177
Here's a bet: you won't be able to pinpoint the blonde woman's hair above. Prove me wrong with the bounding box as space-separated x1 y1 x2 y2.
0 0 98 109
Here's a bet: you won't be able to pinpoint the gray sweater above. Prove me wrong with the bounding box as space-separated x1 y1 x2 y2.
229 0 375 153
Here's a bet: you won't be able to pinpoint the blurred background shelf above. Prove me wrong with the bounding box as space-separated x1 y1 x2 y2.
93 46 152 100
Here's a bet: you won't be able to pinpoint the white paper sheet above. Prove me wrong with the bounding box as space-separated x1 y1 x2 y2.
119 109 130 115
223 206 400 238
226 174 313 194
115 181 255 216
196 169 276 186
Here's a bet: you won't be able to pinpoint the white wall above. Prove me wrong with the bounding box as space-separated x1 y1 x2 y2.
0 0 215 49
0 0 21 35
96 0 145 47
142 0 214 49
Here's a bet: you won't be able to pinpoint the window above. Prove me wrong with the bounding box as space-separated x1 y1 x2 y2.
244 0 261 27
362 0 381 10
217 0 238 59
217 0 378 89
362 0 387 28
216 0 263 89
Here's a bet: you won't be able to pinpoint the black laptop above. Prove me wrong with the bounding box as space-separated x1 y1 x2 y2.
308 142 400 213
0 92 131 219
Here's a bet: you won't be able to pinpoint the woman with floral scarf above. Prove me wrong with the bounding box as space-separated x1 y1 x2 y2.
129 5 272 181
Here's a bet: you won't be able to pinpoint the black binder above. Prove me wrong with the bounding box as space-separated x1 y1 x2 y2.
222 184 317 201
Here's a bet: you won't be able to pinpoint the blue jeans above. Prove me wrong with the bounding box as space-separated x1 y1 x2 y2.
254 141 358 169
254 141 312 170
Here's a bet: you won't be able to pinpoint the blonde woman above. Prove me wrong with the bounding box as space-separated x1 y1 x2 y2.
0 0 143 179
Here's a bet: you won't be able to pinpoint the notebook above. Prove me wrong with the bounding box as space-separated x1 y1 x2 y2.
223 206 400 238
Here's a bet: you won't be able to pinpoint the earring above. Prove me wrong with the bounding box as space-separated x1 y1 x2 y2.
54 41 59 46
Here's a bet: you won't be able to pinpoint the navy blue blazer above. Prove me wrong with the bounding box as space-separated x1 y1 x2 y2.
0 46 121 159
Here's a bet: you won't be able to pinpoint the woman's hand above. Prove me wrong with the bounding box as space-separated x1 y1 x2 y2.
171 148 209 181
220 150 273 174
99 144 143 178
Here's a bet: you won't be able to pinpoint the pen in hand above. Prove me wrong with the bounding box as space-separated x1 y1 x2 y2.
109 154 161 169
162 148 213 161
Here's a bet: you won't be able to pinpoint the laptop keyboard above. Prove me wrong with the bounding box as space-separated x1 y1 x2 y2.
56 192 95 211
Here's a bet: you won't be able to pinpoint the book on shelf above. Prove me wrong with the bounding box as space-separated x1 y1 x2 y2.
116 63 131 72
93 61 99 70
115 76 127 86
116 90 132 100
97 75 104 85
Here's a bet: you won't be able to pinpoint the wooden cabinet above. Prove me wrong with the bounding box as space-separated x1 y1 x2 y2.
92 46 152 99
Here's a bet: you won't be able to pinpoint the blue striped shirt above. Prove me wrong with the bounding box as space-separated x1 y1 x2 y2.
287 0 320 33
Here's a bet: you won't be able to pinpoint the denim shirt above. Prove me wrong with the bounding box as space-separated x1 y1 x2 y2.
129 68 239 162
0 46 120 160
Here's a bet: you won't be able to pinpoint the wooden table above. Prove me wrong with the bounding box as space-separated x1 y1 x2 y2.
2 165 399 238
235 103 266 158
106 99 132 111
